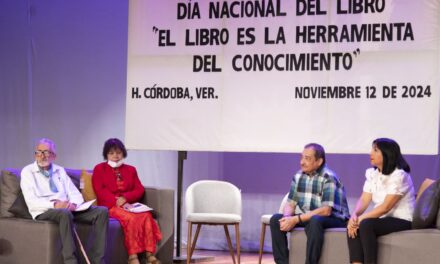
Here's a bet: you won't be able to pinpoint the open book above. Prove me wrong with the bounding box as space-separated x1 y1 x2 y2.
75 199 96 212
126 202 153 213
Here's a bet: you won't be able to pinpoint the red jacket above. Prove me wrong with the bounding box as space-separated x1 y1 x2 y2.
92 162 145 209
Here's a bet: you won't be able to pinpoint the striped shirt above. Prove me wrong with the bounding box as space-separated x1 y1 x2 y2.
288 165 350 221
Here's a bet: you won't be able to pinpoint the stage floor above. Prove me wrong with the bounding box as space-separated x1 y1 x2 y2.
177 249 275 264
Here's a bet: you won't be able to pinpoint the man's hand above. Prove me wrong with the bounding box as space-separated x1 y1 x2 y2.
279 216 299 232
53 200 77 211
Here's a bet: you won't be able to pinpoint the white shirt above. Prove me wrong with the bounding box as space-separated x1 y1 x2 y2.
20 162 84 219
363 167 415 221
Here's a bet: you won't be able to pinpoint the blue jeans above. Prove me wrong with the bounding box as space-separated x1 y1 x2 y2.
270 213 347 264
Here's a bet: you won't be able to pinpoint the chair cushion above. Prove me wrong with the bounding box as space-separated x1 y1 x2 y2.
81 169 97 205
187 213 241 223
64 168 82 188
412 180 440 229
436 203 440 229
0 169 21 217
186 180 241 216
261 214 273 224
416 178 435 202
8 190 32 219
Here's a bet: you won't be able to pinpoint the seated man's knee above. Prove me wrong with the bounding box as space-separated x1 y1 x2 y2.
308 215 325 225
92 206 109 223
55 208 74 221
305 215 325 231
270 213 283 228
95 206 109 217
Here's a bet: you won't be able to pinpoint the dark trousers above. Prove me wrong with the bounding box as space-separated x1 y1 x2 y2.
347 217 412 264
270 213 347 264
36 206 109 264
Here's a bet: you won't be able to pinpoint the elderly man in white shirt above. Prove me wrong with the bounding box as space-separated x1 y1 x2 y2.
21 138 108 264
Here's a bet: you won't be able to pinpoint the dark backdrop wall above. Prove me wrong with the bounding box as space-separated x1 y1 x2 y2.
1 0 439 253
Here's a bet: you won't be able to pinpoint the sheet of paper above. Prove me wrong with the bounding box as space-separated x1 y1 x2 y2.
75 199 96 212
128 202 153 213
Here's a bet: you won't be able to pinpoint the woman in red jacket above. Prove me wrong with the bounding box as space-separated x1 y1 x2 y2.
92 138 161 264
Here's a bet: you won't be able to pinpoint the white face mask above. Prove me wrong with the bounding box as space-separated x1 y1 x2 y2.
108 159 124 168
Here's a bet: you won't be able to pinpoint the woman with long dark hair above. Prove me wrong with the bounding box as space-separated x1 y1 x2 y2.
347 138 415 264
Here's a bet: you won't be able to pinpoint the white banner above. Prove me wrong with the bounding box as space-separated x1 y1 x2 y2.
125 0 440 154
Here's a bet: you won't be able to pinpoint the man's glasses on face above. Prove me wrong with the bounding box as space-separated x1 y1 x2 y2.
35 150 54 157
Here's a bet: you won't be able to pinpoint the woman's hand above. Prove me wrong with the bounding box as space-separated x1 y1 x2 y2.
347 215 359 239
122 203 134 210
116 196 127 207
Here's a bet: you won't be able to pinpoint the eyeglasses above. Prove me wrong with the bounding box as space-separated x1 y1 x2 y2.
35 150 54 156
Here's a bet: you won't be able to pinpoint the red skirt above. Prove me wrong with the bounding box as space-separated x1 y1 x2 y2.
109 206 162 255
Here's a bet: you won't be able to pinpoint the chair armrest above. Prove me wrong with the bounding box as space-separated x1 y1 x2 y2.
140 187 174 263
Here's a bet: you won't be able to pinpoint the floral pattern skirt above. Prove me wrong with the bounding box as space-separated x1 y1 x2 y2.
109 206 162 255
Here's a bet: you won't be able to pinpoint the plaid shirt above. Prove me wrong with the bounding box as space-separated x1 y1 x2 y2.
288 165 350 221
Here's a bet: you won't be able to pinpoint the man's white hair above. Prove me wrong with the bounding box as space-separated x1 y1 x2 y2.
36 138 56 154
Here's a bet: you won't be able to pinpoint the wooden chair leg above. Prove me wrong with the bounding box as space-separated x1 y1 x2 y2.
258 223 266 264
190 224 202 258
235 223 241 264
187 222 193 264
224 225 237 264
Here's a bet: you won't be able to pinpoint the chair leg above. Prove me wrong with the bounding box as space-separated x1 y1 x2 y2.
187 223 202 264
190 224 202 258
187 222 193 264
258 223 266 264
224 225 237 264
235 223 241 264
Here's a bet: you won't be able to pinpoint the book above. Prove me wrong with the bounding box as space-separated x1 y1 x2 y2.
75 199 96 212
126 202 153 213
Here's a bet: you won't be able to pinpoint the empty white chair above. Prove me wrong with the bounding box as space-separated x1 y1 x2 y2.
258 193 289 264
185 180 242 264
